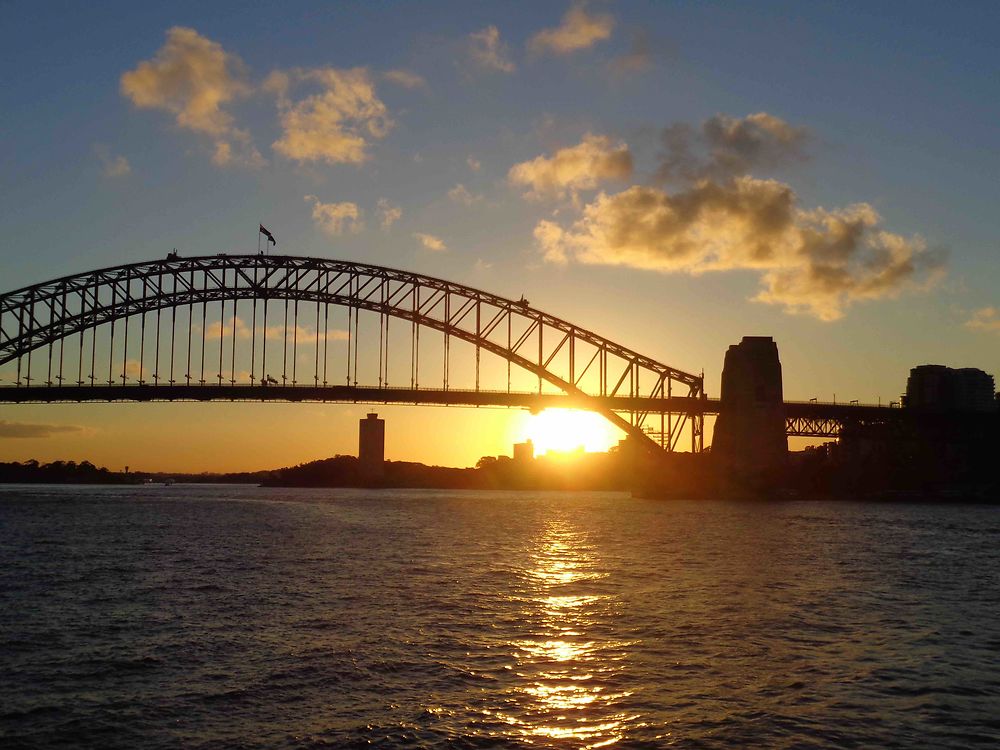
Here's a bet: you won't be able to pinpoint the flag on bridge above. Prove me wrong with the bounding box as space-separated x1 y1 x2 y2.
259 224 276 246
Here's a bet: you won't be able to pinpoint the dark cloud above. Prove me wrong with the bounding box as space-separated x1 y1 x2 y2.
657 112 809 182
0 421 85 439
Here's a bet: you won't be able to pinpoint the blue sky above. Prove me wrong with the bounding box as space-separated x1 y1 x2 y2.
1 1 998 469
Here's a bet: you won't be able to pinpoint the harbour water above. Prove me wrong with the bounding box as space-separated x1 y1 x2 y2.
1 485 998 748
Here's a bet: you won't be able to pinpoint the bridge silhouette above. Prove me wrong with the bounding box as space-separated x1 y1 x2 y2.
0 254 910 454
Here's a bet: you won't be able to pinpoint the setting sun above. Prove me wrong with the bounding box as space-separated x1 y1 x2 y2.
520 409 622 455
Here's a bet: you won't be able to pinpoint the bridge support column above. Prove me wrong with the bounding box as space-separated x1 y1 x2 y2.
712 336 787 472
359 412 385 480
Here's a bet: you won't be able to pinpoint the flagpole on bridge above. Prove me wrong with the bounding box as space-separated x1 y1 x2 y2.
258 221 262 255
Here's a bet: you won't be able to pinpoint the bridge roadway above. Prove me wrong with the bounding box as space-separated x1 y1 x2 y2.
0 384 907 430
5 384 990 441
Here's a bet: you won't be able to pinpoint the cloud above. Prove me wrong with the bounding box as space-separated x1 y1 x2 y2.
376 198 402 229
94 144 131 177
210 130 264 167
965 307 1000 333
534 177 944 321
610 30 656 76
305 195 364 235
383 69 427 89
121 27 263 167
467 156 481 171
268 67 392 164
468 26 516 73
658 112 809 182
508 133 632 199
414 232 446 251
528 4 615 56
204 315 348 343
448 183 482 206
530 111 942 320
0 421 84 439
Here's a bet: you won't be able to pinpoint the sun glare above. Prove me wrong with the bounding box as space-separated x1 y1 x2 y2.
521 409 621 455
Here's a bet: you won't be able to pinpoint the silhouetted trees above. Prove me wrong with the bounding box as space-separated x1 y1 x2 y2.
0 460 133 484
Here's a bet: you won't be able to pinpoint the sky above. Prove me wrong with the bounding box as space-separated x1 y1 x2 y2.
1 1 999 471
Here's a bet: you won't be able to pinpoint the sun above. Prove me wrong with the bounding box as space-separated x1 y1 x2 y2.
519 409 622 455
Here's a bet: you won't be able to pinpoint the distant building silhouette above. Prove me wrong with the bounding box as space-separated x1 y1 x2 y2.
359 413 385 479
712 336 787 469
903 365 996 413
513 439 534 462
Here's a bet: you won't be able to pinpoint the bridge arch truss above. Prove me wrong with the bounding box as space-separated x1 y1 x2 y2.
0 254 705 454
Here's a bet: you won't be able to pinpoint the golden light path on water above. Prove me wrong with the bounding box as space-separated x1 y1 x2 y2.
484 518 640 747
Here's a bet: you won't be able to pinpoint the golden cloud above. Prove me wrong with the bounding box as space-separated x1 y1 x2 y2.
121 27 263 167
535 177 944 321
508 134 632 199
965 307 1000 333
204 315 348 343
414 232 446 251
305 195 364 235
528 4 615 56
269 67 392 165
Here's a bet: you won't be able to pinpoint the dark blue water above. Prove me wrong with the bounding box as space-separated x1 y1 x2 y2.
1 485 999 749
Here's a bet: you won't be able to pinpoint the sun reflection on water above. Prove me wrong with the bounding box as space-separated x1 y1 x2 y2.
496 518 638 747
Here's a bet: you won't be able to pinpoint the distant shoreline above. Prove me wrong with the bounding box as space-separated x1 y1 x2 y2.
2 452 997 501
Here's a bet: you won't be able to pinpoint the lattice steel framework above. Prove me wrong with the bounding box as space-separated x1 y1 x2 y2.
785 415 843 438
0 254 705 453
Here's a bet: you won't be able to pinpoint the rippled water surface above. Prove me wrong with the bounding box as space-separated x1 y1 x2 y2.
2 485 999 748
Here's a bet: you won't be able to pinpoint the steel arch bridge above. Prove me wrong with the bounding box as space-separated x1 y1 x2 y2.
0 254 706 454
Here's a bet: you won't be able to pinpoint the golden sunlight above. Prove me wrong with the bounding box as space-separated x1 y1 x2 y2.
521 409 621 454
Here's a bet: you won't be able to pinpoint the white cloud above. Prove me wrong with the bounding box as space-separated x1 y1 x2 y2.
508 133 632 199
414 232 446 251
268 67 392 165
468 26 516 73
120 27 263 167
528 4 615 56
965 307 1000 333
535 177 944 321
383 69 427 89
448 183 482 206
376 198 402 229
467 156 482 171
305 195 364 235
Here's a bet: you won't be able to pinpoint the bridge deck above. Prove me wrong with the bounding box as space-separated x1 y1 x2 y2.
0 384 911 418
0 384 708 413
2 385 991 442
